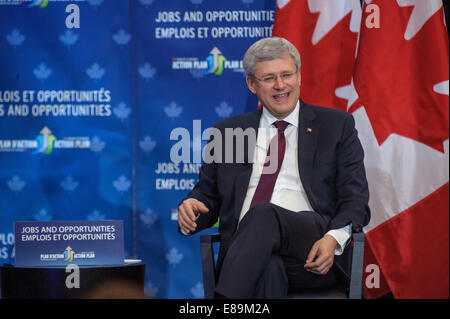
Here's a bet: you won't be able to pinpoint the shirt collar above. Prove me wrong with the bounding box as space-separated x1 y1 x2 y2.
261 100 300 129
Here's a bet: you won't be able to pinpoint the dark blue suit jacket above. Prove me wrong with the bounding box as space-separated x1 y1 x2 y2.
184 100 370 270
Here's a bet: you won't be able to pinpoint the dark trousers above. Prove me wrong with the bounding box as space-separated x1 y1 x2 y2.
215 203 336 298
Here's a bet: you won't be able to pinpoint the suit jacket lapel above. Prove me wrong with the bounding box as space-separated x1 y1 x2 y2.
233 108 262 227
298 100 319 208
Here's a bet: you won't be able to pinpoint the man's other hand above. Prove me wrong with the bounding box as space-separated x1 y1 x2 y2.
304 235 338 275
178 198 209 234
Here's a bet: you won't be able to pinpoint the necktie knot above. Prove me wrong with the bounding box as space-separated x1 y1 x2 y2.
273 120 289 133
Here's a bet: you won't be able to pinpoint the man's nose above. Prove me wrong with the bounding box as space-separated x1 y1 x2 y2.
273 75 286 89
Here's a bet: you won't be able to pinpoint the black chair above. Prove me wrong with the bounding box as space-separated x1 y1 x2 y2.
200 232 365 299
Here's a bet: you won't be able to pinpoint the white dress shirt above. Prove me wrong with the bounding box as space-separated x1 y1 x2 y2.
238 101 351 255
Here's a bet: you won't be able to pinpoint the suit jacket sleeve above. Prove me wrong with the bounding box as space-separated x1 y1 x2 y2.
328 113 370 233
178 126 222 235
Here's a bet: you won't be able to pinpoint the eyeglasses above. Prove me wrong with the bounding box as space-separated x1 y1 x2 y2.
252 71 298 84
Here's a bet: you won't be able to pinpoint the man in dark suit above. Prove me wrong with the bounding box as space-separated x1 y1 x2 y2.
178 37 370 298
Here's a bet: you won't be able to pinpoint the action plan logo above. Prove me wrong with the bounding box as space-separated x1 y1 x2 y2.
0 126 91 154
205 47 226 75
27 0 48 7
34 126 56 154
0 0 84 7
172 46 243 76
40 246 95 263
64 246 74 262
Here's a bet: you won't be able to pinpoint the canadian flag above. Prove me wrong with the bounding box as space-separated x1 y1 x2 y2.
273 0 362 110
273 0 449 298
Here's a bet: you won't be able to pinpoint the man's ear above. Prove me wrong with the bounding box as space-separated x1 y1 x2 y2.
246 75 257 94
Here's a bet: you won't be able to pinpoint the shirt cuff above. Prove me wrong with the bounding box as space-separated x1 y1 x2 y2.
180 228 190 236
325 224 352 255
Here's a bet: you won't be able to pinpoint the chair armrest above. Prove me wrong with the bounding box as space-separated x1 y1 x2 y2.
200 233 221 299
200 233 221 244
348 232 365 299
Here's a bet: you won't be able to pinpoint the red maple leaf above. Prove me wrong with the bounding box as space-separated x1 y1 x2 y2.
273 0 358 111
351 2 449 152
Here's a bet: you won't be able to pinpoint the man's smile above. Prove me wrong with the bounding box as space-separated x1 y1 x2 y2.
273 92 290 101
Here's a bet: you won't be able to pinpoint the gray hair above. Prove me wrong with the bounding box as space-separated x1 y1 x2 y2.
242 37 301 76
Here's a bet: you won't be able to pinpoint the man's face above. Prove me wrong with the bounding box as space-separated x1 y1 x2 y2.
246 55 300 119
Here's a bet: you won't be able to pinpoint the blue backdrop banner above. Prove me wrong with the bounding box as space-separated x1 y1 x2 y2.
0 0 275 298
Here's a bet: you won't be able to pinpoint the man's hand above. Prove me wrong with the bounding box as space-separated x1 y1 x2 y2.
178 198 209 234
304 235 338 275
